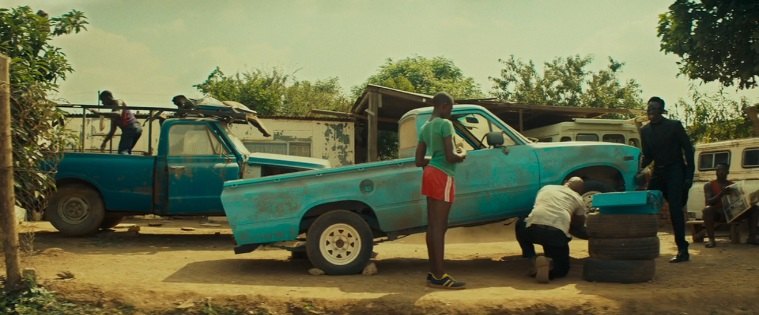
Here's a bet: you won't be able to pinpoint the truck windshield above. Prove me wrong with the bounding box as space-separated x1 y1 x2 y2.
224 126 251 157
452 113 529 150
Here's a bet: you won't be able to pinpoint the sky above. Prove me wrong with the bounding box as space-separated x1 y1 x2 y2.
9 0 759 110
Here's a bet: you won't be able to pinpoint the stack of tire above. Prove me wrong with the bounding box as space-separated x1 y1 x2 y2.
582 191 661 283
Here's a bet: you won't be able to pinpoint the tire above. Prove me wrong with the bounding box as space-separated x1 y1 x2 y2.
586 214 658 238
581 180 613 213
588 236 660 260
100 213 125 229
583 258 655 283
46 184 105 236
306 210 373 275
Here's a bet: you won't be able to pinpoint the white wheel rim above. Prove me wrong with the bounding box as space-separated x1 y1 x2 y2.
319 223 362 266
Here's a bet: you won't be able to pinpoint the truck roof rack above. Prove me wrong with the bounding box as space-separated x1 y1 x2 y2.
57 100 271 154
56 103 258 124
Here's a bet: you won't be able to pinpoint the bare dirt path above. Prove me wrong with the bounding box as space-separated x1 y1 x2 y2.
8 217 759 314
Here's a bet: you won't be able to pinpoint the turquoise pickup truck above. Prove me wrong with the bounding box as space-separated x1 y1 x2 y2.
221 104 641 274
47 108 330 236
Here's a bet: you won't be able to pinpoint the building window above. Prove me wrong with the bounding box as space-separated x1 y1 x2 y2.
245 141 312 157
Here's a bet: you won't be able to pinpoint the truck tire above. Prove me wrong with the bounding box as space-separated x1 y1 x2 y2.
587 214 658 238
588 237 660 260
306 210 373 275
100 213 124 229
46 184 105 236
583 258 655 283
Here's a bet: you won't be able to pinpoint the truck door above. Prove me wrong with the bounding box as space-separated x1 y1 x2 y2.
448 112 541 224
164 123 240 214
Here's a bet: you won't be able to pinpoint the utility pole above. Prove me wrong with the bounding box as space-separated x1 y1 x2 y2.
0 54 22 290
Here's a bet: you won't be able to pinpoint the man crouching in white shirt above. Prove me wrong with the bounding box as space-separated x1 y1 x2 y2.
515 177 588 283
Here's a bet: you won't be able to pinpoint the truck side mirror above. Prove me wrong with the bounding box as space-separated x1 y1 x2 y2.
486 131 505 148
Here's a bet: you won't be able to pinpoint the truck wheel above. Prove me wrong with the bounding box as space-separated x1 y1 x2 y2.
581 180 613 213
306 210 373 275
588 236 660 260
100 214 124 229
587 214 658 238
46 184 105 236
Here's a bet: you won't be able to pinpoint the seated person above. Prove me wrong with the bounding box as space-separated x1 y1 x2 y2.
702 163 758 247
516 177 588 283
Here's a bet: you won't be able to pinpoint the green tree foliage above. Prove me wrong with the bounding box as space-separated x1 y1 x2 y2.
0 6 85 212
657 0 759 89
282 78 351 116
194 67 350 116
490 55 643 111
355 56 484 99
671 86 753 143
356 56 483 160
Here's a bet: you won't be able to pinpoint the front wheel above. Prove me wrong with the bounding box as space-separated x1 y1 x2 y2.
306 210 373 275
46 184 105 236
581 180 613 213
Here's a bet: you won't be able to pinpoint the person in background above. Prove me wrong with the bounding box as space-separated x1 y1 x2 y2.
516 177 588 283
98 90 142 155
702 163 734 248
639 96 695 263
414 92 467 289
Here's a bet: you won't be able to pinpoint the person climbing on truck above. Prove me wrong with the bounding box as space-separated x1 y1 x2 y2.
414 92 467 290
96 90 143 155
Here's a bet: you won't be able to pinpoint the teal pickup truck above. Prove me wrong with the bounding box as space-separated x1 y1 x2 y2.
47 107 330 236
221 105 641 274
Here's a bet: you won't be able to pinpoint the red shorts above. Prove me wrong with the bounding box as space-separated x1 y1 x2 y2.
421 166 455 203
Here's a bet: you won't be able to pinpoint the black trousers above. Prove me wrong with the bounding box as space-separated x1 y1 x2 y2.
649 164 689 253
516 218 572 279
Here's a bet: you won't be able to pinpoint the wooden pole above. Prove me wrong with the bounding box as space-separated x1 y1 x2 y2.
0 54 22 290
366 92 378 162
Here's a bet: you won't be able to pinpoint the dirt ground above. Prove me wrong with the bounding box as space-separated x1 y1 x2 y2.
7 216 759 314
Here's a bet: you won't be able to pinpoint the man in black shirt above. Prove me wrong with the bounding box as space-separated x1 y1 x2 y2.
639 96 695 263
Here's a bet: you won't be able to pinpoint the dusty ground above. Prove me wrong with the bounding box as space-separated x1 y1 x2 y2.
6 216 759 314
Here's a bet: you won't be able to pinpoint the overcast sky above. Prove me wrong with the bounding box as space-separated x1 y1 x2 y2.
10 0 759 109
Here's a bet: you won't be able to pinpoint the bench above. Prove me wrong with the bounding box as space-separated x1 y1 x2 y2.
686 219 742 244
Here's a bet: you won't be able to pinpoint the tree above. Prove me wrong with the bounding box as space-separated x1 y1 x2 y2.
657 0 759 89
670 86 753 143
282 78 351 116
0 6 85 292
490 55 643 111
194 67 350 117
0 6 85 215
355 56 484 160
354 56 484 99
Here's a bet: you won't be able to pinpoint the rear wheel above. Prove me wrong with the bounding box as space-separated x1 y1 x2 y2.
306 210 373 275
46 184 105 236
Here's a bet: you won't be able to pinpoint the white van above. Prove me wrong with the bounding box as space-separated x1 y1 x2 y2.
521 118 641 148
686 138 759 220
